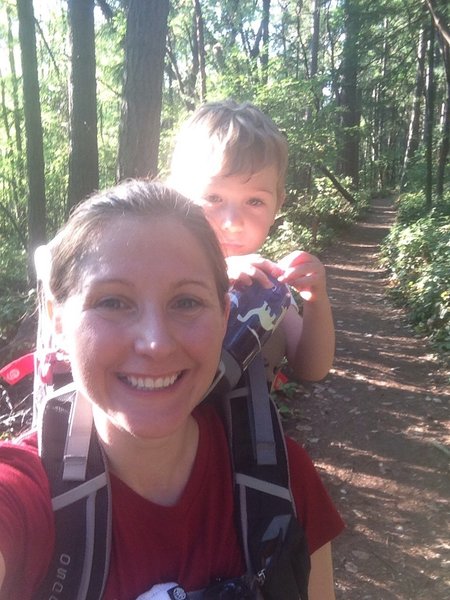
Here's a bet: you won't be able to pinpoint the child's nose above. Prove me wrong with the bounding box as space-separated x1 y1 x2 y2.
220 207 244 233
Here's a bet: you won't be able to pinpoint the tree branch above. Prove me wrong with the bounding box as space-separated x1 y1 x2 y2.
425 0 450 48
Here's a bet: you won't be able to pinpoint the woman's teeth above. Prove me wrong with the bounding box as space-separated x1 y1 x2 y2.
125 373 180 391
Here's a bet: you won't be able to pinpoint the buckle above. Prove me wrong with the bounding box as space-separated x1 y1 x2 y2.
204 577 254 599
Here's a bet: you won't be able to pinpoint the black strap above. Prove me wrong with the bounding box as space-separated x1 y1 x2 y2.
223 354 310 599
35 394 111 600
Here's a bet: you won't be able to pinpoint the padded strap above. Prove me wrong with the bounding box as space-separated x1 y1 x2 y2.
247 358 276 466
36 392 111 600
223 355 310 599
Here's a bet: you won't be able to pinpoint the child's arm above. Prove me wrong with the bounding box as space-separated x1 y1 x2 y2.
278 251 335 381
308 543 336 600
0 551 5 592
224 251 334 381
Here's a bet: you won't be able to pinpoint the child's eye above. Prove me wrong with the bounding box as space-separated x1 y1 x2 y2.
248 197 264 207
203 194 222 204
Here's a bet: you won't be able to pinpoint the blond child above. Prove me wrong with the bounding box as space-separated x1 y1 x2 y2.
168 99 335 385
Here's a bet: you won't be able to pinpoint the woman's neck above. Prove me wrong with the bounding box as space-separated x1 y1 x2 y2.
94 413 200 506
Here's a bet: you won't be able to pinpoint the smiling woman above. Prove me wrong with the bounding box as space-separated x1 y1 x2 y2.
0 179 343 600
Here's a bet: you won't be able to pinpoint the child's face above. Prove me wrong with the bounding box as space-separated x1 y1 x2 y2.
194 164 279 257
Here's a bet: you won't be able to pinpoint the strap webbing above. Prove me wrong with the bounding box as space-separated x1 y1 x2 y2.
247 358 277 465
36 393 111 600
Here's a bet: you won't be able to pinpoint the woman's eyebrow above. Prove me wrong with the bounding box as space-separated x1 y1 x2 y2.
174 278 214 291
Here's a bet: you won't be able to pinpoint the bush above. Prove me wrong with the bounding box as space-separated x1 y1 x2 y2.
381 208 450 354
264 177 367 259
0 245 33 346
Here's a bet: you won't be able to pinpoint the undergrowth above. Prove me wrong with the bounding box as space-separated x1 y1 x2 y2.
381 191 450 358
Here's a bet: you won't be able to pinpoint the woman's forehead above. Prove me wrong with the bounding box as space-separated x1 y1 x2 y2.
80 217 215 282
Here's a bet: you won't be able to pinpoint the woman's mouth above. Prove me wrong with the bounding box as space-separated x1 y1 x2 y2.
120 372 182 391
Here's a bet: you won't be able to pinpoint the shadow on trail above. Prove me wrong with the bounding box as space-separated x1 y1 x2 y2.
286 197 450 600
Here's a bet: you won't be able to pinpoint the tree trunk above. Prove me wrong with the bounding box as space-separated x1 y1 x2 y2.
436 35 450 199
261 0 271 85
117 0 170 180
17 0 46 280
338 0 360 188
316 163 357 205
400 25 427 190
7 6 23 162
424 21 436 210
67 0 99 212
306 0 321 118
193 0 207 102
425 0 450 49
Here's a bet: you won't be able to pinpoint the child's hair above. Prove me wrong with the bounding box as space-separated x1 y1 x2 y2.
47 179 229 307
33 179 229 416
169 100 288 205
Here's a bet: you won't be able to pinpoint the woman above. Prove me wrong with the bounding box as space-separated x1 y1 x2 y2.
0 180 343 599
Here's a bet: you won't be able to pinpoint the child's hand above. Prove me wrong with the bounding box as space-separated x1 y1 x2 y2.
277 251 328 302
226 254 283 288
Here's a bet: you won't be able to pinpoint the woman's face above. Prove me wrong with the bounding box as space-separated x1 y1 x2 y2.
53 216 229 440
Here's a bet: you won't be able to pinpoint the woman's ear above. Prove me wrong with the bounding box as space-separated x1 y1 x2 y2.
48 299 65 342
222 293 231 334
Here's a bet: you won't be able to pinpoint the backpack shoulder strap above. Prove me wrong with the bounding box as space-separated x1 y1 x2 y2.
222 354 311 600
35 389 111 600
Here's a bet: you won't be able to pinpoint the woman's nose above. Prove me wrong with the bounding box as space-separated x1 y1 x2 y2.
133 310 176 356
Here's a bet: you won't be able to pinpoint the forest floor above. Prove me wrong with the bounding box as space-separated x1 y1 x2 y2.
283 196 450 600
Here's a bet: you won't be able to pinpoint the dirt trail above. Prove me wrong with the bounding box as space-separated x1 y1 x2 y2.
285 197 450 600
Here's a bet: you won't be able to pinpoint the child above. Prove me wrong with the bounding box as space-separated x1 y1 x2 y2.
168 100 335 385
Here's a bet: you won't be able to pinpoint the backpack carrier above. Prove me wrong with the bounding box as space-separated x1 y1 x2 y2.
5 275 311 599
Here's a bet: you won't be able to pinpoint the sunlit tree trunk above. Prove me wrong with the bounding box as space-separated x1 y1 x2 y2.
117 0 170 180
3 5 25 221
193 0 207 102
338 0 361 188
7 6 23 164
436 35 450 199
260 0 270 85
424 21 436 210
17 0 46 279
67 0 99 212
400 25 427 190
310 0 320 84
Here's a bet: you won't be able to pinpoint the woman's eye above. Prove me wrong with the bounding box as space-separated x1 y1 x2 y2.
248 197 264 207
96 297 128 310
173 297 203 311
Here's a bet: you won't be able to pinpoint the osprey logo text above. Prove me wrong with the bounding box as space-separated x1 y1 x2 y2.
47 553 71 599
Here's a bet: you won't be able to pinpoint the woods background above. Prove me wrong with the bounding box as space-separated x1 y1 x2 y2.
0 0 449 359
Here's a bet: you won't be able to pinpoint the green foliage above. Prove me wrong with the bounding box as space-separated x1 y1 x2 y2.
381 192 450 354
0 243 34 345
394 191 429 224
264 177 367 259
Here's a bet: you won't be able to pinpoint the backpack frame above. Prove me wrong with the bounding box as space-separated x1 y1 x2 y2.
33 355 310 600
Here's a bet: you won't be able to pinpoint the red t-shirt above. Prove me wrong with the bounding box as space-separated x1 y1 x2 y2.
0 404 344 600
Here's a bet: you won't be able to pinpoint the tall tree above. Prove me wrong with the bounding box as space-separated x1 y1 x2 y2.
424 20 436 209
436 27 450 199
400 24 427 190
16 0 46 278
117 0 170 180
67 0 99 211
338 0 361 188
193 0 207 102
